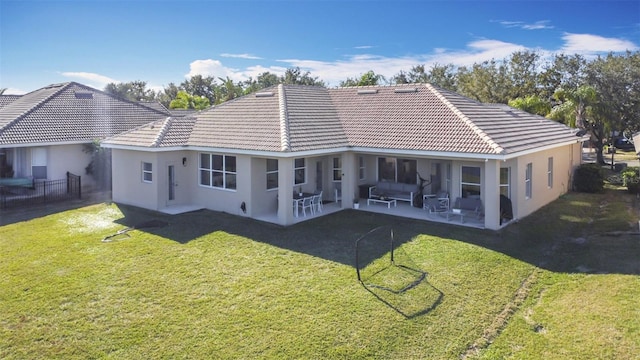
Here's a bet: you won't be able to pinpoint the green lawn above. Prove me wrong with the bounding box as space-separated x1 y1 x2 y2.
1 189 639 359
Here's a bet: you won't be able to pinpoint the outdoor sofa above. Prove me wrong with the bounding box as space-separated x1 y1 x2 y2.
368 182 415 206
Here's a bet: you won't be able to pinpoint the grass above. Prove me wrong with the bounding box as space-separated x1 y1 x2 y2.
1 187 639 359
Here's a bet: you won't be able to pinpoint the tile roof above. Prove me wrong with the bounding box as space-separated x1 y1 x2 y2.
0 95 21 109
105 116 196 148
0 82 170 146
103 83 582 157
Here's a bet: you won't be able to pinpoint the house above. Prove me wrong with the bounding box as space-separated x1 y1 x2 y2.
0 82 170 190
102 84 587 230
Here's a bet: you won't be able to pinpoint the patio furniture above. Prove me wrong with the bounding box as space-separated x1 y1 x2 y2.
368 181 414 206
423 191 449 214
367 197 397 208
297 196 314 217
313 191 323 213
293 192 314 217
452 197 484 219
334 183 342 203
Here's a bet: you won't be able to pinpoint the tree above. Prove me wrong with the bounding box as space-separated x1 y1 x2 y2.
508 95 551 116
169 91 210 110
216 77 243 104
83 139 111 191
180 75 217 105
538 54 587 102
457 60 511 103
243 72 280 94
104 81 156 101
393 64 457 91
0 88 6 95
281 67 325 86
507 50 541 100
340 70 385 87
586 51 640 135
156 83 180 108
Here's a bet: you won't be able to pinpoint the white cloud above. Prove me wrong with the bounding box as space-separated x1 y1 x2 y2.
184 33 637 88
59 72 118 89
496 20 554 30
561 33 639 54
220 53 263 60
354 45 374 49
186 59 245 82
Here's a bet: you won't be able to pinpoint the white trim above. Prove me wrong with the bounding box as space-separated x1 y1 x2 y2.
101 139 587 161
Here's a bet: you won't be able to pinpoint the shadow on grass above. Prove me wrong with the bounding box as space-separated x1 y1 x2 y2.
0 191 112 226
108 190 640 276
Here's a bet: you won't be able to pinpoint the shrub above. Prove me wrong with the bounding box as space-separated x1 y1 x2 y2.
573 164 604 193
621 166 640 194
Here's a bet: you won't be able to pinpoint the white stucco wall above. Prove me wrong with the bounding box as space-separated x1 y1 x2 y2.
47 144 95 188
511 143 580 221
111 149 160 210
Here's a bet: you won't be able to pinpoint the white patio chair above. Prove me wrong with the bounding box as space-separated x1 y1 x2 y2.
334 183 342 203
313 191 323 213
298 196 314 217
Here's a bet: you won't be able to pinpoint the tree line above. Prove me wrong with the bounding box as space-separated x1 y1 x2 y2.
104 50 640 164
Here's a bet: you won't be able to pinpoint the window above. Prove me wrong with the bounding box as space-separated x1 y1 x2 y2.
377 157 417 184
500 167 510 197
294 158 305 185
461 166 481 198
547 157 553 188
525 163 532 199
359 156 366 180
200 153 236 190
142 162 153 183
332 157 342 181
266 159 278 190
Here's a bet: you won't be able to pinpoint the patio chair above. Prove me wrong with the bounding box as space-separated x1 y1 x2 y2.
424 196 448 214
313 191 323 213
298 196 314 217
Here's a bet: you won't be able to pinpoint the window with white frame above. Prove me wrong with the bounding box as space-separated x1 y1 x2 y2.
547 157 553 188
500 167 510 197
359 156 365 180
461 166 481 197
525 163 532 199
142 162 153 183
200 153 236 190
266 158 278 190
294 158 305 185
332 157 342 181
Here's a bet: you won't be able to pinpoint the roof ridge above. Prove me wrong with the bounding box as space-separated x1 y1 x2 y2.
151 117 173 147
0 82 72 132
425 83 505 155
278 84 291 152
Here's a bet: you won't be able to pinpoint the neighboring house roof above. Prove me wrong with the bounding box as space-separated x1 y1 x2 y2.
169 108 201 117
103 83 583 158
138 101 170 114
105 116 197 148
0 82 170 146
0 95 21 109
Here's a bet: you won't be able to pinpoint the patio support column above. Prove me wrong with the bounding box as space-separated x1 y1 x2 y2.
342 152 356 208
484 159 500 230
277 158 295 225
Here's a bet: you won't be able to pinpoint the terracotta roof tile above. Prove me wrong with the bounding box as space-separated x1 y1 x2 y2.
103 83 581 157
0 82 169 146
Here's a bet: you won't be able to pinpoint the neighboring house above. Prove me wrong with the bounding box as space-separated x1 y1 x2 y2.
0 82 170 189
102 84 587 230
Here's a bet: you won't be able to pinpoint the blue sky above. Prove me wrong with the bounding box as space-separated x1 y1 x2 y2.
1 0 639 94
